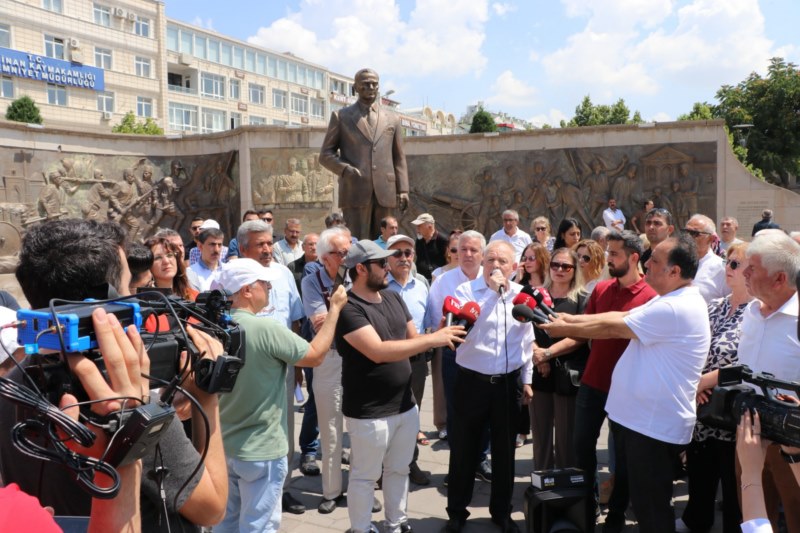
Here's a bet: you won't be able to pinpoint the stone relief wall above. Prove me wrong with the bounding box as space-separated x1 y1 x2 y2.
401 142 717 236
250 148 336 208
0 148 239 253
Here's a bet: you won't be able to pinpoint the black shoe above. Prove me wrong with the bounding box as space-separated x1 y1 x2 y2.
602 511 626 533
443 518 465 533
443 474 449 487
300 454 320 476
282 491 306 515
475 460 492 483
409 461 431 486
318 493 345 514
400 521 413 533
372 496 382 513
491 518 520 533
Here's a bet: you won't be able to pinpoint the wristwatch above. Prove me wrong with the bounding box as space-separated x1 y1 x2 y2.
780 447 800 464
544 349 552 361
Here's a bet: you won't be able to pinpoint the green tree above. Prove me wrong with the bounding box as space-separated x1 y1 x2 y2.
111 111 164 135
5 95 43 124
560 95 642 127
714 58 800 187
469 108 497 133
677 102 714 121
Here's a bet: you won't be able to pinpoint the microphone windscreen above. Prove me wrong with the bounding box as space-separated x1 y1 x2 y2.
460 301 481 324
512 304 535 323
512 292 536 309
442 295 463 316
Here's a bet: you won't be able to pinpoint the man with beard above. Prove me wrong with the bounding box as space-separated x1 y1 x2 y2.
187 227 225 291
640 208 674 273
273 218 304 266
535 230 657 532
336 240 465 533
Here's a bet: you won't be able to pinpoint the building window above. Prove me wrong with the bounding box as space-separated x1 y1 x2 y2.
272 89 286 109
290 92 307 116
44 35 65 60
134 16 150 38
43 0 62 13
137 96 153 118
229 79 240 100
273 119 287 126
200 72 225 100
47 84 67 106
230 112 241 129
249 83 265 105
97 91 114 112
201 108 226 133
1 77 13 99
94 47 112 70
166 26 178 51
180 30 193 55
93 4 111 27
168 102 198 132
311 98 324 119
249 116 266 125
0 24 10 49
135 56 151 78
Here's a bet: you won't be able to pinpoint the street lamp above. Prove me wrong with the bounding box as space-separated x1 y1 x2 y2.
733 123 754 148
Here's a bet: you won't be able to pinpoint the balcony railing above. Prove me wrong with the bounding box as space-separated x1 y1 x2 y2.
168 84 196 95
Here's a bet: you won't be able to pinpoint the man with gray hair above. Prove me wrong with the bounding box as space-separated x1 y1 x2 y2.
489 209 532 262
590 226 611 250
685 214 729 303
273 218 304 266
718 216 743 253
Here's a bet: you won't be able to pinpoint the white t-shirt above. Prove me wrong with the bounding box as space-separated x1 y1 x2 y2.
737 292 800 385
693 252 730 303
606 285 710 444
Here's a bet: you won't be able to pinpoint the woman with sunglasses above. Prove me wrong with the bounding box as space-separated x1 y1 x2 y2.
530 248 589 471
146 236 199 301
677 242 753 533
553 218 582 251
530 216 555 252
431 231 461 282
575 239 607 294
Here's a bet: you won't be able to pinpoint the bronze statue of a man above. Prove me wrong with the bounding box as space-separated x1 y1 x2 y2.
320 68 409 240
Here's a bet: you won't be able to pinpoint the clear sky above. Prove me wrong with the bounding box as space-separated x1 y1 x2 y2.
165 0 799 126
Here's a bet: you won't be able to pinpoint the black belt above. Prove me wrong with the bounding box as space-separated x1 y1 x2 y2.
459 366 520 384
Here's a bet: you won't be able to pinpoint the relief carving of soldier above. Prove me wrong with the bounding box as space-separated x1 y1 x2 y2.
253 157 277 205
38 171 77 219
276 157 309 203
82 169 112 222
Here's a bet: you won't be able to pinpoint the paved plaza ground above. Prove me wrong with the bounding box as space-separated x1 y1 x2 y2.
281 375 725 532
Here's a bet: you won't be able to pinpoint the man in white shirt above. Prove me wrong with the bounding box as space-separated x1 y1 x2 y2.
736 232 800 532
602 198 626 232
685 214 730 303
187 227 225 291
541 233 711 532
719 216 744 253
489 209 531 262
272 218 304 266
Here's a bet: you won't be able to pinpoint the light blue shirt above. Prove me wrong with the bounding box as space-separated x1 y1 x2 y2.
387 273 429 334
187 259 221 292
256 262 304 327
374 236 388 249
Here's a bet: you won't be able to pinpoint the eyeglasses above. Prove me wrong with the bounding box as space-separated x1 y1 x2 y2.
726 259 742 270
154 252 176 262
550 262 575 272
328 249 348 258
522 255 538 262
578 254 591 263
684 229 711 238
392 249 414 258
449 248 458 254
365 258 388 268
535 227 547 232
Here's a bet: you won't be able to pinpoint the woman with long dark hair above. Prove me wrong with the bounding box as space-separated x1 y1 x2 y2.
553 218 582 250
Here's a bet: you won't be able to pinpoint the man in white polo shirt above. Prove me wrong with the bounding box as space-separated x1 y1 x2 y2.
489 209 531 262
685 214 729 303
541 233 710 532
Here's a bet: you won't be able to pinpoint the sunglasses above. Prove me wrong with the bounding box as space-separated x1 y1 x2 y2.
684 229 710 238
521 255 538 262
392 249 414 258
726 259 742 270
550 261 575 272
578 254 591 263
535 227 547 232
365 258 388 268
449 248 458 254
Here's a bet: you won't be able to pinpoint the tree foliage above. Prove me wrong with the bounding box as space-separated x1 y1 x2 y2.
713 57 800 187
111 111 164 135
5 95 43 124
677 102 714 121
560 95 643 128
469 108 497 133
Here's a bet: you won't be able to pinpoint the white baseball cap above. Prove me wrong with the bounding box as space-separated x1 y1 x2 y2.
199 219 220 230
215 258 279 293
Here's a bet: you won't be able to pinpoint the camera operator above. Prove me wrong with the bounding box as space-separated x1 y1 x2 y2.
0 219 228 532
1 307 144 532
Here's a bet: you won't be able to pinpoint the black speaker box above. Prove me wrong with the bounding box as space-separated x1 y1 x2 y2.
523 485 590 533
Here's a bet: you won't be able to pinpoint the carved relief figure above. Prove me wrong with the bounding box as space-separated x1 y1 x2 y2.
110 169 145 242
38 172 77 219
82 182 112 222
572 153 628 223
306 154 334 202
611 163 642 222
151 160 186 232
667 180 688 228
276 157 308 203
678 162 699 220
253 156 277 205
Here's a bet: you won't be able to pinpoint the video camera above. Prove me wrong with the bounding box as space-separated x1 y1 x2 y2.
698 365 800 447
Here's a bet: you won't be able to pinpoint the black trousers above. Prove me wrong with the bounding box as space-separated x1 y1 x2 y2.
447 366 520 523
611 421 682 533
574 384 629 531
681 437 741 532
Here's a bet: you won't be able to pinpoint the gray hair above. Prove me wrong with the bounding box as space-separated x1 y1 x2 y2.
502 209 519 221
590 226 611 242
285 218 301 228
458 230 486 251
721 216 739 227
317 226 350 257
688 214 716 234
747 232 800 280
238 220 273 250
154 228 180 239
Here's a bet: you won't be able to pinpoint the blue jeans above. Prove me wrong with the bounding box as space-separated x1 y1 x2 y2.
215 456 287 533
299 367 320 456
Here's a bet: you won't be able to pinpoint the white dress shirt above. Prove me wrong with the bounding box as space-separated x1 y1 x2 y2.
693 252 730 303
489 228 532 262
452 277 535 384
602 208 626 231
272 239 303 266
424 266 483 331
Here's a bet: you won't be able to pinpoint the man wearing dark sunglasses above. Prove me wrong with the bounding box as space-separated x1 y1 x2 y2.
685 214 729 303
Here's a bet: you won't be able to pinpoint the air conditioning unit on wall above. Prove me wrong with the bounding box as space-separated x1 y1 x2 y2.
102 111 113 120
127 12 136 21
179 53 193 66
114 7 126 17
69 37 80 49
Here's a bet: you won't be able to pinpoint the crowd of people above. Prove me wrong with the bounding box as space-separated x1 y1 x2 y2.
0 200 799 533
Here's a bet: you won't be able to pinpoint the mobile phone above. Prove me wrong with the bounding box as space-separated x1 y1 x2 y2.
332 264 347 293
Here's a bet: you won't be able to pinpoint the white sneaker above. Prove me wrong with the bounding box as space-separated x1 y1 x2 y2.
675 518 691 533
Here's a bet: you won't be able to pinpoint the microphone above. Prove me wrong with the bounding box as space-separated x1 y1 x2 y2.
527 286 558 319
491 268 505 295
455 301 481 333
511 295 551 325
442 296 463 328
521 285 554 307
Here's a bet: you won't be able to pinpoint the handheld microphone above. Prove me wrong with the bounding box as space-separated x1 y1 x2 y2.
491 268 505 295
527 286 558 319
456 301 481 333
442 296 463 327
512 293 551 323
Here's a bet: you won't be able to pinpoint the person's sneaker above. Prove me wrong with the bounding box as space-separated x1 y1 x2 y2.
475 460 492 483
318 494 345 514
409 461 431 486
438 429 448 440
400 521 413 533
675 518 691 533
372 496 382 513
300 454 320 476
282 491 306 514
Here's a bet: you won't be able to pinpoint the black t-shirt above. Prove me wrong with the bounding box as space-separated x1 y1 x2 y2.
531 292 589 392
335 290 416 419
415 233 449 281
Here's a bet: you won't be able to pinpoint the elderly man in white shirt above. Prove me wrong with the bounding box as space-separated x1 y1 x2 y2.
685 214 730 303
489 209 531 262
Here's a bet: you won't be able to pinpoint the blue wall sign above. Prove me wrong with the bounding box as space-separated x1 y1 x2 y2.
0 47 105 91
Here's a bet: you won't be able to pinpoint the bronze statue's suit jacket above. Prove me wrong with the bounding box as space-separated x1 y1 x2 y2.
319 103 409 208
